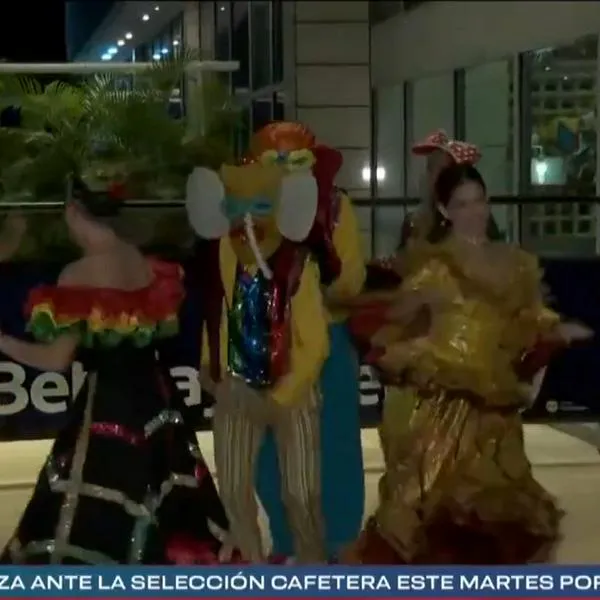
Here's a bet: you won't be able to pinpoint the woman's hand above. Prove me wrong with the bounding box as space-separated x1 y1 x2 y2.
0 331 77 372
556 321 594 344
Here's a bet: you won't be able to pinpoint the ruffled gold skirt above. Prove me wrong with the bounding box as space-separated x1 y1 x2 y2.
347 386 563 564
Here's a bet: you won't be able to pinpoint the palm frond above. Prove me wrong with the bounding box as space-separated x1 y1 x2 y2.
0 48 241 204
137 47 204 95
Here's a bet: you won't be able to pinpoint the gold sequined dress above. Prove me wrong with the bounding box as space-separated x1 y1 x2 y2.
348 239 563 564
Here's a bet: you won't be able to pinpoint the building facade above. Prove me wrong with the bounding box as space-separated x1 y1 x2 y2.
373 0 600 256
67 0 600 257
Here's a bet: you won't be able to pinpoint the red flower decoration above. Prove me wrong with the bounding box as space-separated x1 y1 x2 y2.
107 181 127 201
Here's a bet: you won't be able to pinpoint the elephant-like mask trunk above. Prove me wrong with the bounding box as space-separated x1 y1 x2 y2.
243 212 273 280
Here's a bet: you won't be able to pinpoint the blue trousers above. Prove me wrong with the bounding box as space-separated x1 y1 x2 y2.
255 323 364 558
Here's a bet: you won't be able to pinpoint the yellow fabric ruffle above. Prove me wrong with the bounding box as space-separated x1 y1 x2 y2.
374 385 562 562
374 240 560 408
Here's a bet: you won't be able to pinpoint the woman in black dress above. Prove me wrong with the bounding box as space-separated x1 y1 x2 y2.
0 179 236 564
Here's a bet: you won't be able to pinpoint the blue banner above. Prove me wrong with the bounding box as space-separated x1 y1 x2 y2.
0 258 598 441
0 566 600 596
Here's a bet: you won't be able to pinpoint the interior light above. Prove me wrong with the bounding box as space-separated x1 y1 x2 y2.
125 32 133 40
117 39 125 47
154 5 160 11
152 53 161 60
161 48 169 54
534 160 549 185
173 39 180 46
101 53 112 61
108 47 118 55
361 166 386 183
219 5 226 11
142 14 150 21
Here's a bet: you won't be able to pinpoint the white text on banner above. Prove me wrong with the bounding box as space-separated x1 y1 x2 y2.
0 566 600 597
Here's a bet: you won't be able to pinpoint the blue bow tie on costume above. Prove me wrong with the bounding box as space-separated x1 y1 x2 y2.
221 195 274 221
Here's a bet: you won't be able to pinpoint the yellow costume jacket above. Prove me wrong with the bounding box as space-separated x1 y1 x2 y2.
326 192 366 323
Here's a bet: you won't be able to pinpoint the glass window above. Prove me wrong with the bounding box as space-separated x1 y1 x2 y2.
273 91 285 120
521 36 597 255
465 59 515 239
232 2 250 92
523 36 597 197
214 3 231 62
374 206 408 257
375 85 404 200
151 37 161 60
159 28 170 60
172 15 183 52
234 107 251 159
250 1 272 90
136 44 149 62
406 74 454 196
252 97 272 132
271 0 283 85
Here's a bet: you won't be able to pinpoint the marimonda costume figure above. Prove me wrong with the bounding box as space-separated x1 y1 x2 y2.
186 158 329 563
248 123 366 561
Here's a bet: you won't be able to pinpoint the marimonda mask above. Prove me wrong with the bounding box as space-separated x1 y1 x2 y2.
186 162 319 279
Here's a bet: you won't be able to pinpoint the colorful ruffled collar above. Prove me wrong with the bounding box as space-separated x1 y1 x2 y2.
26 259 184 347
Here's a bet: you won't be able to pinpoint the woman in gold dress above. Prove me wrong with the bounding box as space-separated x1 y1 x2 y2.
347 163 592 564
364 133 484 468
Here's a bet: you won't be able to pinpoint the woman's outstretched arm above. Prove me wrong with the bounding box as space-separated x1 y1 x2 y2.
0 332 78 372
0 260 83 371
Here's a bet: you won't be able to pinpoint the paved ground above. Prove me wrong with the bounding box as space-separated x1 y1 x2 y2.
0 425 598 562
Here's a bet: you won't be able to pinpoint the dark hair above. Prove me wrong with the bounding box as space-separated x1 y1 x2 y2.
68 177 147 243
70 177 123 218
427 163 487 243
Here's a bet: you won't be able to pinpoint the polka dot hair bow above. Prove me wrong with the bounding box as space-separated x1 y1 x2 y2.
412 129 481 165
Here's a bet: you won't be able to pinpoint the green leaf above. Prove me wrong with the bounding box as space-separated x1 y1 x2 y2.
0 47 242 222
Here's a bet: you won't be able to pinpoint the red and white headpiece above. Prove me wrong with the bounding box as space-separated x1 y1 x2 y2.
412 129 481 165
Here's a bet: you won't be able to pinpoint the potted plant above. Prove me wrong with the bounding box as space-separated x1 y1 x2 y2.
0 50 240 261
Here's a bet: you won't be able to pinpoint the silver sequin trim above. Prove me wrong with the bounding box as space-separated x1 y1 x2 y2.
8 537 118 565
51 372 98 564
46 458 199 521
11 401 201 564
144 410 183 437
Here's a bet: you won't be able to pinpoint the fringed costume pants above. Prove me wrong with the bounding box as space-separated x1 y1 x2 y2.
256 322 364 559
212 376 325 563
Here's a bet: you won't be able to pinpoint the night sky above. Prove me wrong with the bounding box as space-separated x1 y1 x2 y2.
0 1 66 62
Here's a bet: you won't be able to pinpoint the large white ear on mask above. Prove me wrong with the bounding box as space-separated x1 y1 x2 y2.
185 167 229 239
277 172 318 242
